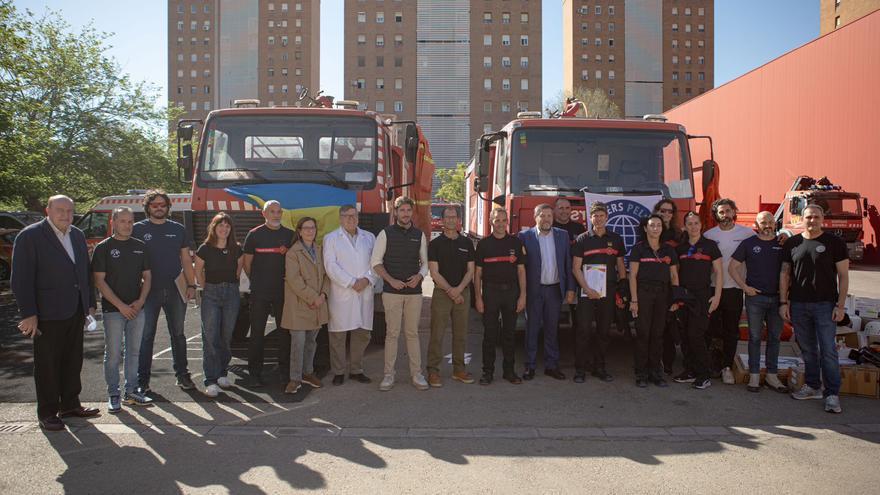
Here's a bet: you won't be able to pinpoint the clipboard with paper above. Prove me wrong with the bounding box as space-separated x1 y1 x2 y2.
581 264 607 298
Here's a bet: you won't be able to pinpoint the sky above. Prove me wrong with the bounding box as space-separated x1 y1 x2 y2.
14 0 820 109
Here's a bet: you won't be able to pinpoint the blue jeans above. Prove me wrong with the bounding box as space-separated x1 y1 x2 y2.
525 284 563 370
103 311 145 396
139 288 188 388
289 329 318 381
746 294 784 374
791 301 840 397
201 283 241 386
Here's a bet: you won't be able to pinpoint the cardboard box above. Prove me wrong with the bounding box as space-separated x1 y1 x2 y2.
787 364 879 398
733 341 802 384
853 296 880 319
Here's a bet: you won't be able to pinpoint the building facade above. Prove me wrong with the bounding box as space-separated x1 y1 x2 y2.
344 0 542 173
563 0 713 118
820 0 880 34
168 0 320 121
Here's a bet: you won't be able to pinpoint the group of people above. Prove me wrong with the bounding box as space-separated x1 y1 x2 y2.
11 190 851 431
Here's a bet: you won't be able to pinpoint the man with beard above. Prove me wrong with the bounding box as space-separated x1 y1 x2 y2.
134 190 197 394
703 198 755 385
729 211 787 393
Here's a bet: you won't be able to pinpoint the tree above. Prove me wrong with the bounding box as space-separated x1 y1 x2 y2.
544 86 623 120
0 3 180 212
435 162 467 204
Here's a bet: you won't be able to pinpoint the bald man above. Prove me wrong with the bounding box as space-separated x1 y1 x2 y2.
12 195 99 431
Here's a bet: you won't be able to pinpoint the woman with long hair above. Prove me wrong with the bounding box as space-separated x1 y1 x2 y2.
194 212 243 398
653 199 681 246
282 217 330 394
629 214 680 388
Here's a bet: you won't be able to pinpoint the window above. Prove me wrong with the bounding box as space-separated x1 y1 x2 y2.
608 70 615 80
685 7 692 16
581 70 589 81
672 87 679 96
268 36 275 45
520 57 529 68
295 68 302 76
502 12 510 24
502 79 510 90
204 53 211 63
581 54 588 62
483 123 493 133
177 21 183 31
671 71 678 81
190 20 197 31
394 56 403 67
698 56 705 65
295 19 300 27
203 21 210 31
177 4 183 14
672 7 678 15
190 37 197 46
176 86 182 94
376 35 384 47
204 69 211 77
281 68 288 76
394 101 403 112
484 101 492 113
357 12 365 23
521 13 529 23
685 40 691 48
191 102 197 111
595 54 602 62
699 7 705 16
268 84 275 94
395 12 402 22
520 35 529 46
608 5 615 16
484 78 492 90
685 88 692 96
685 56 691 65
394 78 402 90
672 55 679 65
595 70 602 80
581 22 588 31
698 72 705 81
502 35 511 46
394 34 403 45
609 22 615 32
484 34 492 46
295 35 301 45
698 40 705 48
594 38 601 46
672 23 678 32
483 12 492 23
501 56 511 67
581 38 589 46
204 37 210 46
685 24 692 33
376 101 384 112
191 5 197 14
672 39 678 48
295 3 301 11
177 36 183 45
281 36 289 46
517 100 528 111
501 101 511 112
269 20 275 28
190 69 197 77
608 38 614 47
376 12 384 23
608 88 615 97
357 34 365 45
177 69 184 77
357 56 365 67
608 54 615 63
355 78 365 89
520 79 528 90
483 56 492 68
376 78 384 89
177 53 184 62
698 24 705 32
268 3 274 11
595 22 601 31
281 3 288 12
685 72 692 81
595 5 602 15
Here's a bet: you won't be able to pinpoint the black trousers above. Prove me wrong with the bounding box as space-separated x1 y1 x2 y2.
248 294 291 379
709 287 744 369
634 283 669 379
663 309 685 371
575 296 615 372
481 284 518 375
34 307 84 420
679 288 712 381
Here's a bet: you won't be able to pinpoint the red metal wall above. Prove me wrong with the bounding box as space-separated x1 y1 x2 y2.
665 10 880 263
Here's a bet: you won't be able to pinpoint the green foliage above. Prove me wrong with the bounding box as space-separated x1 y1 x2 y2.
435 162 467 204
544 87 623 120
0 2 181 212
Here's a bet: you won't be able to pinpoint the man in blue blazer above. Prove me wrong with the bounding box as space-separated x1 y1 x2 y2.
518 204 576 380
12 195 99 431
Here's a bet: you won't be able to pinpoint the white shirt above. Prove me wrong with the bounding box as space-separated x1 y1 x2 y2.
704 224 756 289
537 228 559 285
48 219 75 263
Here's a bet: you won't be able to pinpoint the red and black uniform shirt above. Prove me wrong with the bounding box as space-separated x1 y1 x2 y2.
675 236 721 291
574 229 625 296
630 241 678 285
475 234 526 285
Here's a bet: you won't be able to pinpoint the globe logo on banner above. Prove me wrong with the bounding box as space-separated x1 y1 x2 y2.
584 192 662 260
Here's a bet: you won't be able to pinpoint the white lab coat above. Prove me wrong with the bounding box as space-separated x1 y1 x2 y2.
323 227 380 332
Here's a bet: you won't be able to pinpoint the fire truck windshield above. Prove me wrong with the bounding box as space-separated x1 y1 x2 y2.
198 115 378 189
509 128 693 198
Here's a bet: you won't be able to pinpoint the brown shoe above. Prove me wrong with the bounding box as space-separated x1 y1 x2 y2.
284 381 302 394
302 374 322 389
451 371 475 384
427 372 443 388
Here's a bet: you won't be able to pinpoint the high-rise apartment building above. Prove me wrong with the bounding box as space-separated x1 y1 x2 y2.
820 0 880 34
345 0 542 173
563 1 713 117
168 1 320 121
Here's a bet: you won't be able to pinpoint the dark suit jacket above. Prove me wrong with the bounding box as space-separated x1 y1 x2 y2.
517 227 575 300
11 219 94 320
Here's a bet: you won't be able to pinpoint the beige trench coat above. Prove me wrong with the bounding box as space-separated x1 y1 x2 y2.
282 242 330 331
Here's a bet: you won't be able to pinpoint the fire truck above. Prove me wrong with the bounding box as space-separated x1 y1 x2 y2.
175 91 435 341
464 111 715 240
76 191 192 252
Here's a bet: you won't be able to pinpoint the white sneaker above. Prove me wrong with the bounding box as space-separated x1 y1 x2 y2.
205 384 221 398
217 376 232 389
824 395 842 414
791 385 823 400
721 367 735 385
765 374 786 392
379 375 395 391
412 373 430 391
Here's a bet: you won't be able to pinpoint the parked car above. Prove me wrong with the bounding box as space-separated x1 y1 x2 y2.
0 228 19 281
0 211 43 230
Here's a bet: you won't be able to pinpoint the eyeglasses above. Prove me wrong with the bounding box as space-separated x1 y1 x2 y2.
659 208 674 214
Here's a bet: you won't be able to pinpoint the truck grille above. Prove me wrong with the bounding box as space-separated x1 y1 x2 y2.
190 211 266 245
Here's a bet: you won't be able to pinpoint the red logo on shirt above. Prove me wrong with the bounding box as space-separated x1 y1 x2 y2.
484 255 516 264
255 246 288 255
583 248 619 257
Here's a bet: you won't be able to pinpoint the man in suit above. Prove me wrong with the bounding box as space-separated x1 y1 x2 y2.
11 195 99 431
518 204 576 380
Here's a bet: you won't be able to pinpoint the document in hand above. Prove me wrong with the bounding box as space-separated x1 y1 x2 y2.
581 264 607 298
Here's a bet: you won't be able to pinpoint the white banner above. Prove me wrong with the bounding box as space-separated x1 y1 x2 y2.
583 192 663 259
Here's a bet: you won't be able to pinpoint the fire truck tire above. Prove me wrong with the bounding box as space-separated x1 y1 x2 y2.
370 311 386 345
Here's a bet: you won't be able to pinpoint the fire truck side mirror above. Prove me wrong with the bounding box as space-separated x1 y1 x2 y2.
475 145 490 193
178 144 193 181
404 124 419 165
178 125 194 141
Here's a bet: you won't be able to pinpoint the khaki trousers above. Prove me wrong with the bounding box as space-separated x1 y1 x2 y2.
427 287 470 374
329 329 371 376
382 293 424 377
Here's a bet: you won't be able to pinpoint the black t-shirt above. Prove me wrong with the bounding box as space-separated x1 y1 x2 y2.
731 236 784 294
91 237 151 313
676 236 722 291
630 241 678 285
782 232 848 303
553 220 586 244
574 229 625 295
475 234 526 285
132 219 187 290
661 227 682 248
242 224 296 296
196 243 242 284
428 233 475 287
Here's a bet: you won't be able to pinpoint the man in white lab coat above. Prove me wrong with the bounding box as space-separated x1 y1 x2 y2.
323 204 380 386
